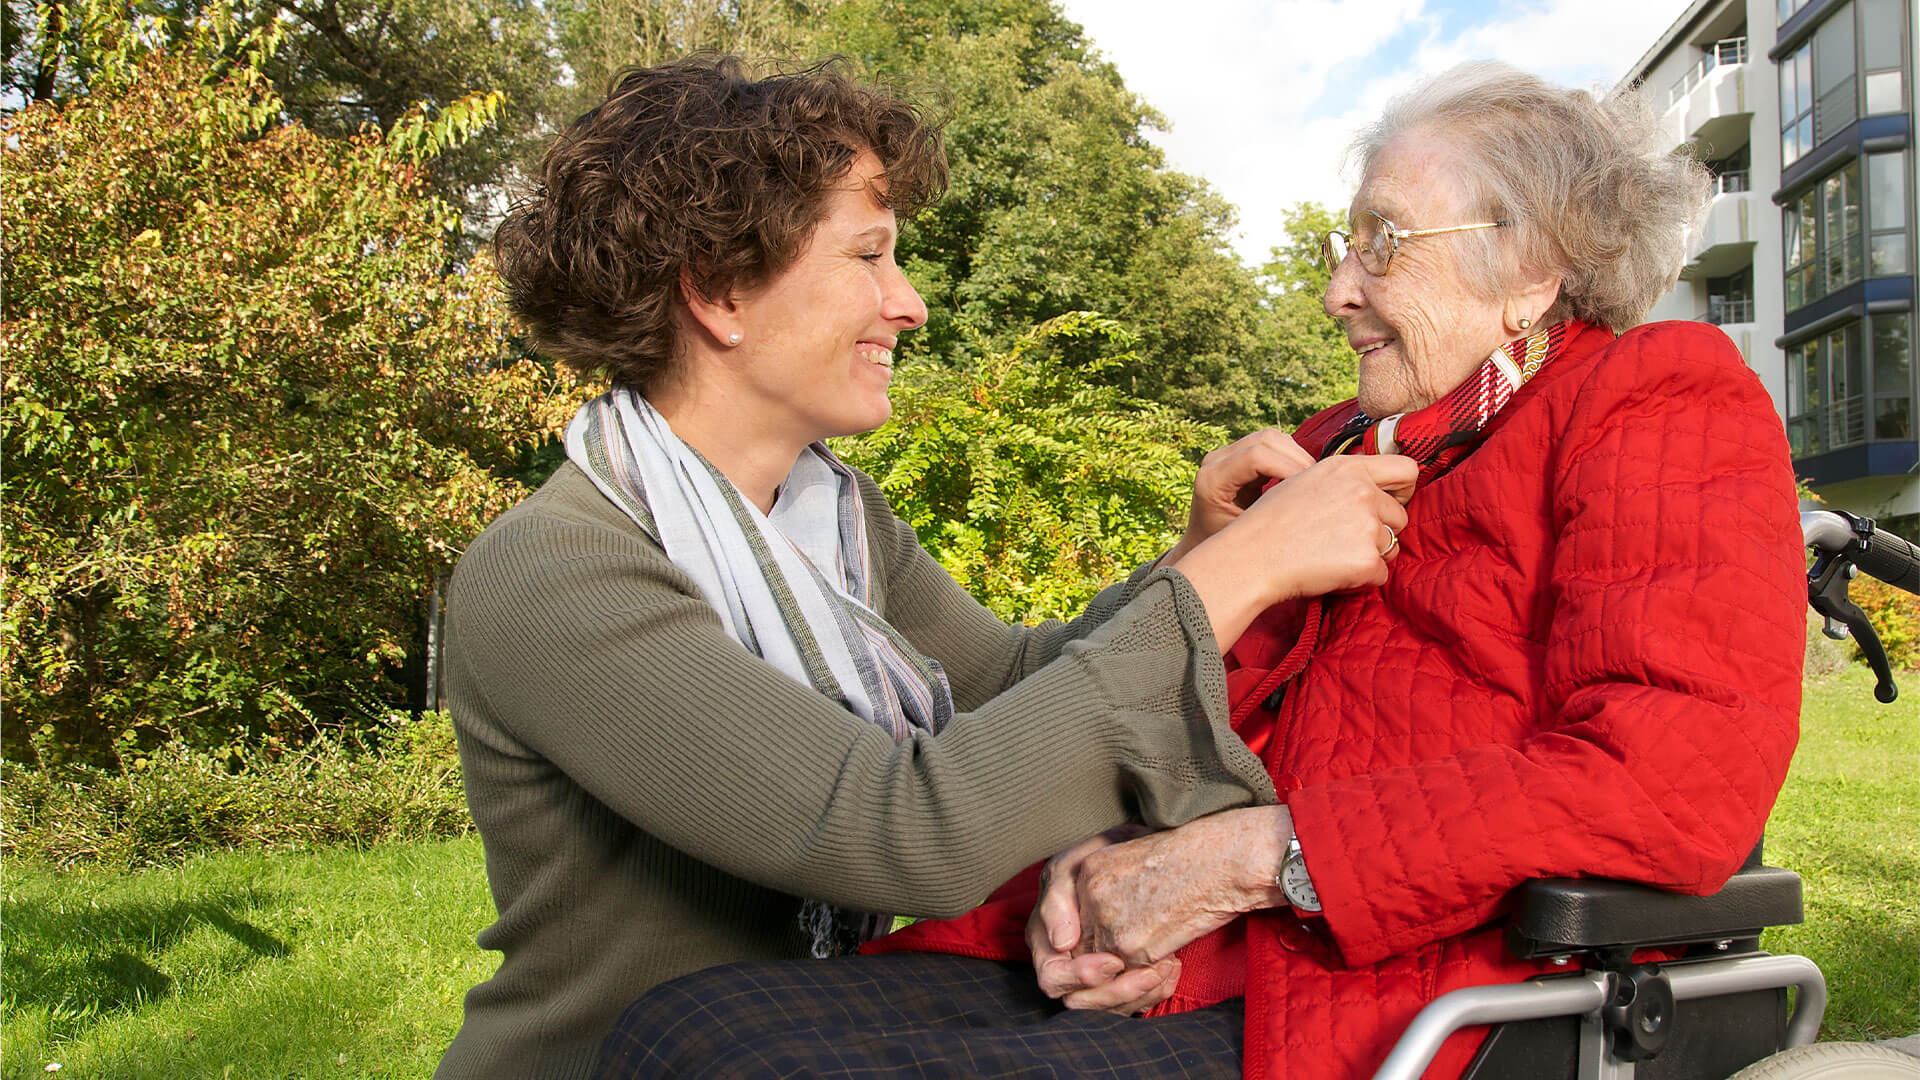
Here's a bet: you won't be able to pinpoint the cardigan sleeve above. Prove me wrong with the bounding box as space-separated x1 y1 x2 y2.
1289 323 1806 967
446 475 1272 920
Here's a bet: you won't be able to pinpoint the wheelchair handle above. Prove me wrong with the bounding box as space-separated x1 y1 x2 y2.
1802 509 1920 595
1801 509 1915 703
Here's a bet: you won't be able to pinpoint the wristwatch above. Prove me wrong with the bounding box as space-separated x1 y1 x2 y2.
1279 833 1321 913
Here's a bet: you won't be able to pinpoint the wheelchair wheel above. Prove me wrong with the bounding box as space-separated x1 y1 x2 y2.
1728 1042 1920 1078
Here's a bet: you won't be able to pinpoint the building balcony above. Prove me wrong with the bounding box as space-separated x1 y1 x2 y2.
1701 296 1755 325
1660 38 1752 156
1681 191 1756 279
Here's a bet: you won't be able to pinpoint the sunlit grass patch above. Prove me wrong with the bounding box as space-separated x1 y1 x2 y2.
1764 664 1919 1041
2 837 495 1079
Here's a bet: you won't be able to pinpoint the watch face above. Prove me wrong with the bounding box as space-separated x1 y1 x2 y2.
1282 857 1321 912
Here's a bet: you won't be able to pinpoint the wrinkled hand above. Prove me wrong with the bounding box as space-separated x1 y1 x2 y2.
1172 455 1417 648
1076 806 1292 968
1027 826 1180 1014
1166 430 1318 565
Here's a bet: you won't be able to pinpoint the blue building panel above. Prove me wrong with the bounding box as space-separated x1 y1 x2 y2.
1794 440 1920 484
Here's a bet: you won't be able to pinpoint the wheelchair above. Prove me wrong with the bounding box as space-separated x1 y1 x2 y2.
1371 509 1920 1080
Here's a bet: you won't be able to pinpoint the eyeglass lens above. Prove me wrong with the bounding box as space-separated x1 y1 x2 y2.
1352 212 1391 272
1324 212 1393 274
1323 232 1349 271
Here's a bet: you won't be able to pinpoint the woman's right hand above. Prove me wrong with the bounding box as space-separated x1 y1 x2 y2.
1171 454 1417 648
1163 430 1318 567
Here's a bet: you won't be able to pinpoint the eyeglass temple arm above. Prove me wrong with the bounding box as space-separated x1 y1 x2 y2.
1396 220 1510 239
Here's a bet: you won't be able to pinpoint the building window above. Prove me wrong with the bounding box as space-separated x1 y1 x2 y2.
1867 152 1910 275
1787 316 1913 455
1779 0 1812 25
1780 0 1910 163
1812 5 1857 142
1874 314 1913 440
1861 0 1907 113
1706 267 1755 324
1784 160 1864 310
1787 324 1867 455
1708 146 1751 195
1780 42 1815 165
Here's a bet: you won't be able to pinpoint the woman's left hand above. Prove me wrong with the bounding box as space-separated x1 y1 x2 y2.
1075 805 1293 967
1164 430 1317 566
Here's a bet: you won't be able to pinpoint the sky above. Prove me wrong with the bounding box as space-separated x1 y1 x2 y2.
1056 0 1696 263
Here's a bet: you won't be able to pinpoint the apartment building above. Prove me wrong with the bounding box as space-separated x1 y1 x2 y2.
1621 0 1918 535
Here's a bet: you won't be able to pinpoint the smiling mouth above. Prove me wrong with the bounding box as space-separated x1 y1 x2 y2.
857 343 895 369
1353 339 1394 355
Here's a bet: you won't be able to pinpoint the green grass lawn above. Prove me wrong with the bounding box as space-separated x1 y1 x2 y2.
4 666 1915 1079
1762 665 1920 1042
2 840 496 1080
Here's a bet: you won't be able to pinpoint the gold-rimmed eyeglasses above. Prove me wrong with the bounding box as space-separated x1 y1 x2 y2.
1321 210 1510 276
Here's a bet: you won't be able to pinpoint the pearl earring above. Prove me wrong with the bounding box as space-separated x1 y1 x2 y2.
727 332 742 345
1517 317 1532 330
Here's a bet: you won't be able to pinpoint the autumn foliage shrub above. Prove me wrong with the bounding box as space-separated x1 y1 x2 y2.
1847 574 1920 670
1 5 583 764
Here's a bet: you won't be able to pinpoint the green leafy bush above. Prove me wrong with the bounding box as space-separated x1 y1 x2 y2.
0 712 468 870
836 313 1220 622
1 3 581 764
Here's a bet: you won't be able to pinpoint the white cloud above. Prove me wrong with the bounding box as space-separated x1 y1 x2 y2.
1058 0 1690 262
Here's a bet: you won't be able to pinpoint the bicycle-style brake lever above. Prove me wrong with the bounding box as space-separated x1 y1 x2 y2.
1808 553 1899 703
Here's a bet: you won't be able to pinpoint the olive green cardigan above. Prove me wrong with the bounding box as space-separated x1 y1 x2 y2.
435 462 1274 1080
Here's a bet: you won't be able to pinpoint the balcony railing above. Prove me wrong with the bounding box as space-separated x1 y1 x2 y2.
1791 397 1869 456
1702 297 1755 324
1713 169 1750 195
1668 37 1750 107
1814 80 1857 145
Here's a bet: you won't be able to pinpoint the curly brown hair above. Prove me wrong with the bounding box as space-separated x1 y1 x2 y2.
493 55 948 390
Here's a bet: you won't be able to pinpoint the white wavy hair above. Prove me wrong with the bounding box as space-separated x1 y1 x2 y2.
1350 62 1712 331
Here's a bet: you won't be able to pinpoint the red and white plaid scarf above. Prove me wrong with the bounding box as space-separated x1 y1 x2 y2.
1296 321 1582 485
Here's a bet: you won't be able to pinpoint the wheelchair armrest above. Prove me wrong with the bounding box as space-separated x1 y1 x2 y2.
1506 866 1804 960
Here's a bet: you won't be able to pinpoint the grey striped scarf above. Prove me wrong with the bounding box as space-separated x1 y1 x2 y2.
565 389 954 955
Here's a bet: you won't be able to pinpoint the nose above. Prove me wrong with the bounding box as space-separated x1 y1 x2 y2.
883 262 928 330
1322 248 1366 321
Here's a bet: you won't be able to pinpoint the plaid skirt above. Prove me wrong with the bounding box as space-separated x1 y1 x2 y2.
594 953 1244 1079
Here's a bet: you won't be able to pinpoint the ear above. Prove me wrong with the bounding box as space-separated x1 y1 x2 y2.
1504 271 1563 336
679 267 744 348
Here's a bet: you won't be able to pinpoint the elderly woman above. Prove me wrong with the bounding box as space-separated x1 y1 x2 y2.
436 56 1418 1079
597 62 1806 1080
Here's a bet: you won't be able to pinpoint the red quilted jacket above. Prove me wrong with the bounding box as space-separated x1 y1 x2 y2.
867 321 1806 1080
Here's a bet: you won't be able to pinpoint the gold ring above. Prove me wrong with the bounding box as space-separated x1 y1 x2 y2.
1381 525 1399 557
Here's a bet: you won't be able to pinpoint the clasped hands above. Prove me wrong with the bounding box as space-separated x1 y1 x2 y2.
1026 805 1294 1015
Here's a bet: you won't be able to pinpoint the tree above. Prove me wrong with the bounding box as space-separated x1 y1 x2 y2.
1 4 581 765
550 0 811 124
5 0 561 228
833 314 1222 622
810 0 1286 432
241 0 561 223
1258 202 1358 425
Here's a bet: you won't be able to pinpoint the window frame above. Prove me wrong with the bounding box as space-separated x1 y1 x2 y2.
1783 159 1865 311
